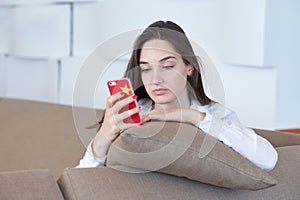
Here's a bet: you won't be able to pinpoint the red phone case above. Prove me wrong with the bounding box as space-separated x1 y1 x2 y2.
107 78 141 124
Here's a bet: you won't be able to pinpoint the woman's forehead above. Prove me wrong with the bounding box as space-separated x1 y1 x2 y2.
140 39 181 62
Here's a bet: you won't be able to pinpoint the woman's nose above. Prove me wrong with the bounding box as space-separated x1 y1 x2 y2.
151 68 163 84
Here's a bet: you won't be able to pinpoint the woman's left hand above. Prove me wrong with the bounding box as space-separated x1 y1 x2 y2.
142 108 206 125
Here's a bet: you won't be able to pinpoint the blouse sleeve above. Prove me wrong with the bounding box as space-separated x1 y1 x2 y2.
76 139 106 168
195 103 278 172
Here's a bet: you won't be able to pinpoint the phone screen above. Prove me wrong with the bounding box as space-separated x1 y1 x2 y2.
107 78 141 124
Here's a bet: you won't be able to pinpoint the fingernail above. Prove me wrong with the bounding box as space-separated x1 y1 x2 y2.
138 105 142 110
139 122 143 126
132 95 137 99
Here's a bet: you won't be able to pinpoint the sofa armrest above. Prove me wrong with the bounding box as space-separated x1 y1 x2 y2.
253 128 300 147
0 169 64 200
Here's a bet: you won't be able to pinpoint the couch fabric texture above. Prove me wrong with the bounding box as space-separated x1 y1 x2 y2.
0 169 64 200
0 98 87 179
59 144 300 200
1 98 300 199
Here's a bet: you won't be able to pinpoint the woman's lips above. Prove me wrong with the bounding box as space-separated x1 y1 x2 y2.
153 88 167 95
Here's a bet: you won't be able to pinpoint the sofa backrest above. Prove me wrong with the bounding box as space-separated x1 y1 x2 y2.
254 128 300 147
0 98 91 179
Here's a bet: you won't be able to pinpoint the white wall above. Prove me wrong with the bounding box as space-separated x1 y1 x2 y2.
0 55 5 97
0 7 9 98
264 0 300 129
5 57 58 103
9 4 70 59
219 64 276 129
220 0 266 66
1 0 299 130
0 7 9 55
216 0 277 129
73 0 225 59
60 56 83 106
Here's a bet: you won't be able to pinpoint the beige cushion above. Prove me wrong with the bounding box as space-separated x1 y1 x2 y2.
106 121 277 190
0 169 64 200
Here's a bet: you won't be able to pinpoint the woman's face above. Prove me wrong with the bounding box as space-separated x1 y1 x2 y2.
139 39 193 108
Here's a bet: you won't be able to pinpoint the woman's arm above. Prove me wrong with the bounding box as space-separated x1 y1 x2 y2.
194 104 278 172
143 103 278 171
76 139 107 168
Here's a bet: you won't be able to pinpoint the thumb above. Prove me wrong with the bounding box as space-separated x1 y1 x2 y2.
142 113 151 122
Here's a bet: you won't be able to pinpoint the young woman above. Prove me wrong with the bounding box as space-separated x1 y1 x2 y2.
77 21 278 171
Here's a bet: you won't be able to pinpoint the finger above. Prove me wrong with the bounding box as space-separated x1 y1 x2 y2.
113 95 137 112
119 120 142 131
106 92 124 108
142 113 151 122
108 106 141 130
118 105 141 120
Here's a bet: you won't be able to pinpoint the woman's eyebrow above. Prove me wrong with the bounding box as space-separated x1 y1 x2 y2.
159 56 177 63
140 56 177 65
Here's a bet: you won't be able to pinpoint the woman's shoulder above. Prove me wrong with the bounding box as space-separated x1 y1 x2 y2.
190 100 218 112
191 100 239 121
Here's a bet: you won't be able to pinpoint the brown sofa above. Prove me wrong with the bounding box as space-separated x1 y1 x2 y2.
0 98 300 199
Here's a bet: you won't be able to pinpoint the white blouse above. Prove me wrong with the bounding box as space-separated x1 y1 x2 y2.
77 99 278 171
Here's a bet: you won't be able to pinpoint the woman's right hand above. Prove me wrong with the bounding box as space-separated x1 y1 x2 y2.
92 92 141 158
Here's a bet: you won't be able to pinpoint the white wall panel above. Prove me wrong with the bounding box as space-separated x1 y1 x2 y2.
9 4 70 59
221 0 266 66
219 64 276 130
68 55 127 109
0 55 6 97
265 0 300 129
6 57 58 103
0 0 298 130
0 0 96 5
73 0 224 60
0 7 10 54
60 55 126 109
60 56 84 106
73 3 102 58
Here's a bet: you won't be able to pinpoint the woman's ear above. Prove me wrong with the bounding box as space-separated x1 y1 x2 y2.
187 64 194 76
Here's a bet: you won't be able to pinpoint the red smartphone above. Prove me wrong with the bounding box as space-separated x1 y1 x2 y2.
107 78 141 124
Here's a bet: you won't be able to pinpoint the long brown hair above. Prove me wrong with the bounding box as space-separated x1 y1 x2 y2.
92 20 212 130
124 20 212 105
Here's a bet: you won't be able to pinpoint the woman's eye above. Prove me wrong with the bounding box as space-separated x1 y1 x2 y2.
141 68 150 72
162 65 174 69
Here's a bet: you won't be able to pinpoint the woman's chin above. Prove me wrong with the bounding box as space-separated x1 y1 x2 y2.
150 96 175 106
